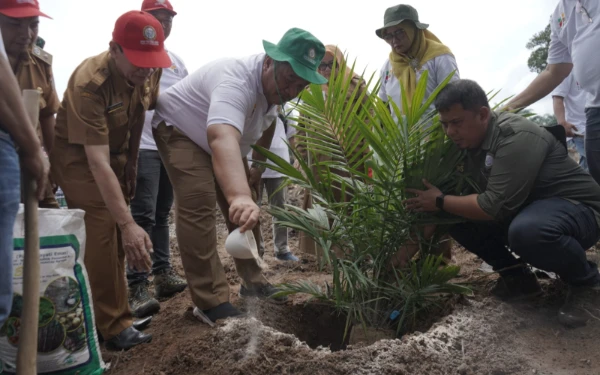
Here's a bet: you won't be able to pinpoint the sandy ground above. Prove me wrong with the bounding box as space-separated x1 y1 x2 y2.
102 185 600 375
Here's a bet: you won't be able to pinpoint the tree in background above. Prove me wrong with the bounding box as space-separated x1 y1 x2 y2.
530 113 557 126
526 24 551 74
524 23 556 125
520 109 557 126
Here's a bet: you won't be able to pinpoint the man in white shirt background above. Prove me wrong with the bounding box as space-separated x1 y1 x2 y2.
152 28 327 325
250 104 300 262
127 0 188 319
508 1 600 182
553 72 588 171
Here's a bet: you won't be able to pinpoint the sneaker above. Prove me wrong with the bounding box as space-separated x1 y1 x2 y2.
239 284 288 304
154 269 188 299
490 269 542 301
558 281 600 328
276 252 299 262
192 302 244 327
129 282 160 318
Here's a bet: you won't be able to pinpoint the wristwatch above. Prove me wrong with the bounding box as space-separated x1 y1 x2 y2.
251 161 266 173
435 194 446 210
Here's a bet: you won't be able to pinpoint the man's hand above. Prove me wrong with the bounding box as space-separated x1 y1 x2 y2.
21 148 49 201
404 179 442 213
119 221 152 272
125 160 138 200
560 121 578 137
229 195 260 233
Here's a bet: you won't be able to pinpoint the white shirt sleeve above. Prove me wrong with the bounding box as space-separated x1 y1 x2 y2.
551 73 572 98
206 82 252 133
547 3 572 65
378 62 388 101
174 53 189 79
434 54 460 85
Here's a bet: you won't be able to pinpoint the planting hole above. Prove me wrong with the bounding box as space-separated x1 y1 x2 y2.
242 301 349 351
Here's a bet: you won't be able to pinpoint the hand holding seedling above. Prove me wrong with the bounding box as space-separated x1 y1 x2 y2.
404 179 442 213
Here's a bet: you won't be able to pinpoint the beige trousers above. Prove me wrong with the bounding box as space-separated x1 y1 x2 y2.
154 122 267 310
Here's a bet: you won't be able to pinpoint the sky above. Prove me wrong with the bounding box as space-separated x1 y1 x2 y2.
39 0 557 115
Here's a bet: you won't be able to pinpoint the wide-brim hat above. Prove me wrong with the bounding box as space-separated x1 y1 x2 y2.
376 4 428 38
263 27 327 85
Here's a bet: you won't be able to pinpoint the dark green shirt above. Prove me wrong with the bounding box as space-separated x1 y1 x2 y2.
462 111 600 226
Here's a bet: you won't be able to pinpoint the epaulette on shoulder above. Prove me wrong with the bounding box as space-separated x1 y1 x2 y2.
83 67 110 93
30 46 52 65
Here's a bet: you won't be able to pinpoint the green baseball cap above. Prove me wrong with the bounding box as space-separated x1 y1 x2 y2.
375 4 429 38
263 28 327 85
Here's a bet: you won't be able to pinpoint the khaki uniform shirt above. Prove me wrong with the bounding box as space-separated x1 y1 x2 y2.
462 111 600 226
52 51 161 202
14 46 60 138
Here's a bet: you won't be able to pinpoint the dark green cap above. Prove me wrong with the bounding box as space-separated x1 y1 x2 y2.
263 27 327 85
375 4 429 38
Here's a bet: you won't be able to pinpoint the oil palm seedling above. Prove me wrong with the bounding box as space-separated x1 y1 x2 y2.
254 56 472 337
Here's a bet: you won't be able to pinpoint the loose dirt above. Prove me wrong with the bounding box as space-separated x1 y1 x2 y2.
103 185 600 375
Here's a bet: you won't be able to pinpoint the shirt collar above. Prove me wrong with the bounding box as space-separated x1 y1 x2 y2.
108 57 134 94
479 111 498 152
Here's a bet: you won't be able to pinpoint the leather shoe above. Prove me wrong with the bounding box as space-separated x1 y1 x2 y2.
105 326 152 351
133 316 152 331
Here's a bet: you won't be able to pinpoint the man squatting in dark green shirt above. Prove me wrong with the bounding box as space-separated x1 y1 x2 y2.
405 79 600 329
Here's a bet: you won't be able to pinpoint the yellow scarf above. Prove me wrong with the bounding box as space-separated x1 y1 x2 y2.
389 22 453 107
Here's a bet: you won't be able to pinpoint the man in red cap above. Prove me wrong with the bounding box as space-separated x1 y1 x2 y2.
127 0 188 319
50 10 171 351
0 0 59 208
0 20 48 331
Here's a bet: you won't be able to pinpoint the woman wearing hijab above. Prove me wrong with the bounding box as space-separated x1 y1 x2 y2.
376 5 457 265
377 4 459 118
297 45 371 256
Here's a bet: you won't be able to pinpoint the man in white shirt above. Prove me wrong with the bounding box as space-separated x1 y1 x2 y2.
250 105 299 262
552 72 587 170
152 28 327 325
127 0 188 319
508 1 600 182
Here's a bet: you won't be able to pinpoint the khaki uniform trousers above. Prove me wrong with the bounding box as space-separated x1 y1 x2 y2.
154 122 267 310
50 142 132 339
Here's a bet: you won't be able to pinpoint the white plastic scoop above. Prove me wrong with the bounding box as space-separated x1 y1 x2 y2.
225 228 260 260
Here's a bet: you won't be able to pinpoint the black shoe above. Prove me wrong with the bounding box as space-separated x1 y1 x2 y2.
154 269 188 299
104 326 152 351
133 316 152 331
129 282 160 318
192 302 244 327
239 284 288 304
558 281 600 328
490 269 542 301
97 317 151 343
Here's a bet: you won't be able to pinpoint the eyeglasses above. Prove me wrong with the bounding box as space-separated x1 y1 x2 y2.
319 62 334 71
382 29 406 42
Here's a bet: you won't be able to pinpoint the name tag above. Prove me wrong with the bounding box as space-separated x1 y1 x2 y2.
107 102 124 114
